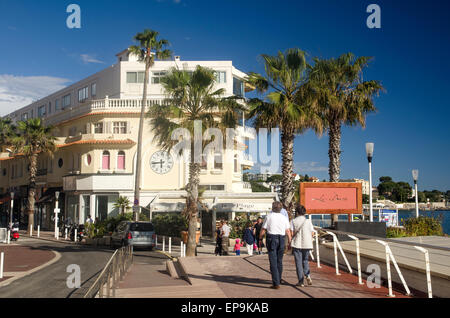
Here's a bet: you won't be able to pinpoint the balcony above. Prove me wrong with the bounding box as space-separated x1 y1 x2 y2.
44 97 166 126
63 174 134 192
241 153 254 169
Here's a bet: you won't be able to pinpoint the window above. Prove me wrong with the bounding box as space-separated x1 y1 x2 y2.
102 151 110 170
62 94 71 108
199 185 225 191
200 153 207 170
94 122 104 133
215 71 227 84
91 83 97 97
214 152 223 170
78 86 89 102
21 113 28 121
233 77 244 97
127 72 147 83
48 102 51 114
113 122 127 134
38 105 46 118
117 151 125 170
55 99 60 110
58 158 64 168
85 154 92 166
151 71 167 84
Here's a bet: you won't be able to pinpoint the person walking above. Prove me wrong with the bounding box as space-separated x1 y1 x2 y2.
215 226 223 256
290 203 314 287
254 217 264 255
243 221 256 256
220 220 231 256
259 202 292 289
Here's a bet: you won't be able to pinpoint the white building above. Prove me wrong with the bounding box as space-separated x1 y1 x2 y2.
1 50 276 232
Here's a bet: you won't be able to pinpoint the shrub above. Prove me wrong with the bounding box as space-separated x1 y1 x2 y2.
402 216 443 237
386 227 407 238
152 213 188 237
229 217 249 239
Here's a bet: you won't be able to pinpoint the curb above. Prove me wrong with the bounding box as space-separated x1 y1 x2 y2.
0 250 62 288
176 257 192 285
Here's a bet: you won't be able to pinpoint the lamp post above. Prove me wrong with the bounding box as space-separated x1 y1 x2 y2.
412 170 419 218
10 192 14 229
54 191 60 239
366 143 374 222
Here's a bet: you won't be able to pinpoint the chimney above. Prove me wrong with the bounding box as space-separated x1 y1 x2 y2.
174 56 181 61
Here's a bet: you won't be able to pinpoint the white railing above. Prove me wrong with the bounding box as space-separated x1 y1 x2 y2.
315 227 441 298
44 98 166 126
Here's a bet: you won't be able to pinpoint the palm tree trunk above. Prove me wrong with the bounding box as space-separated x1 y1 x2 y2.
328 118 342 226
27 154 38 234
133 61 150 221
185 154 200 257
281 129 295 219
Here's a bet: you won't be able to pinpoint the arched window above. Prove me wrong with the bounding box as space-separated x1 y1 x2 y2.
117 151 125 170
102 151 110 170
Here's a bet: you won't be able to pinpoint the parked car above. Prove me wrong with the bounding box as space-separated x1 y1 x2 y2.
110 221 155 250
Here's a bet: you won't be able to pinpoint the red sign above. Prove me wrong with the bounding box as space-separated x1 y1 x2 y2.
300 182 362 214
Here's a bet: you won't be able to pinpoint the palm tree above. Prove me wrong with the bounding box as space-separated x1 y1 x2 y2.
0 118 15 151
309 53 384 224
246 48 323 218
129 29 172 221
12 118 56 233
114 196 131 215
149 66 245 256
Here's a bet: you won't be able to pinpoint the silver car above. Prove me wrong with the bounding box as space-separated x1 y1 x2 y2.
111 221 156 250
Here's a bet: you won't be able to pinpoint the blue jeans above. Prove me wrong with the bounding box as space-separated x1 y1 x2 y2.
266 234 285 286
293 248 311 284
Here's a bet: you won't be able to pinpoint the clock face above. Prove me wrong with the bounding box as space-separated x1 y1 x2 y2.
150 151 174 174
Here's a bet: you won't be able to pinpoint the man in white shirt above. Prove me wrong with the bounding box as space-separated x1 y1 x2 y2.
220 220 231 256
259 202 292 289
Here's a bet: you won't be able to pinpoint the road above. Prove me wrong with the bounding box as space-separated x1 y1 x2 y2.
0 237 114 298
0 238 173 298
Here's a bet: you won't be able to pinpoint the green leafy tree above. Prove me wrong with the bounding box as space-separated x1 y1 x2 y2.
114 196 131 215
246 48 323 218
12 118 56 233
148 66 244 257
129 29 172 221
309 53 383 224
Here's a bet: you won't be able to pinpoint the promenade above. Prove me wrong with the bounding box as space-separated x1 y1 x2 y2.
115 240 412 298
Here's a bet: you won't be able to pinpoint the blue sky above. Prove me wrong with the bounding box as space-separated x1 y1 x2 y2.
0 0 449 191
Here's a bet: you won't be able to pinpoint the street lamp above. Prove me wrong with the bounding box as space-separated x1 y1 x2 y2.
366 143 374 222
54 191 60 239
10 192 14 229
412 170 419 218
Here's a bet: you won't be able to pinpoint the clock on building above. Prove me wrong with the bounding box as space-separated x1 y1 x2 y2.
150 151 174 174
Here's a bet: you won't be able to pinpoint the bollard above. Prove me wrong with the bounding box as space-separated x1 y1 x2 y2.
155 235 158 248
65 228 68 240
162 236 165 252
37 225 40 238
348 235 364 285
180 241 184 257
0 252 4 279
184 243 186 258
169 237 172 254
30 224 33 237
313 230 321 268
75 229 78 242
7 230 10 245
414 246 433 298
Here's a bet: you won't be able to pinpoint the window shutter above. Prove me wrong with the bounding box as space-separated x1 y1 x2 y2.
86 123 91 134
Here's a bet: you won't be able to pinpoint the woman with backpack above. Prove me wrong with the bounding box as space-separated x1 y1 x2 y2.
290 203 314 287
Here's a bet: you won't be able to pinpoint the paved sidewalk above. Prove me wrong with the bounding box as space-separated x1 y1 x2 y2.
0 243 59 285
116 239 412 298
18 230 77 245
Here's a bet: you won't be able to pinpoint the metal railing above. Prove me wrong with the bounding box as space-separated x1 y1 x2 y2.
313 226 446 298
83 245 133 298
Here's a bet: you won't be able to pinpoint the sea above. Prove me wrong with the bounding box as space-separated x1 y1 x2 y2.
310 210 450 235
